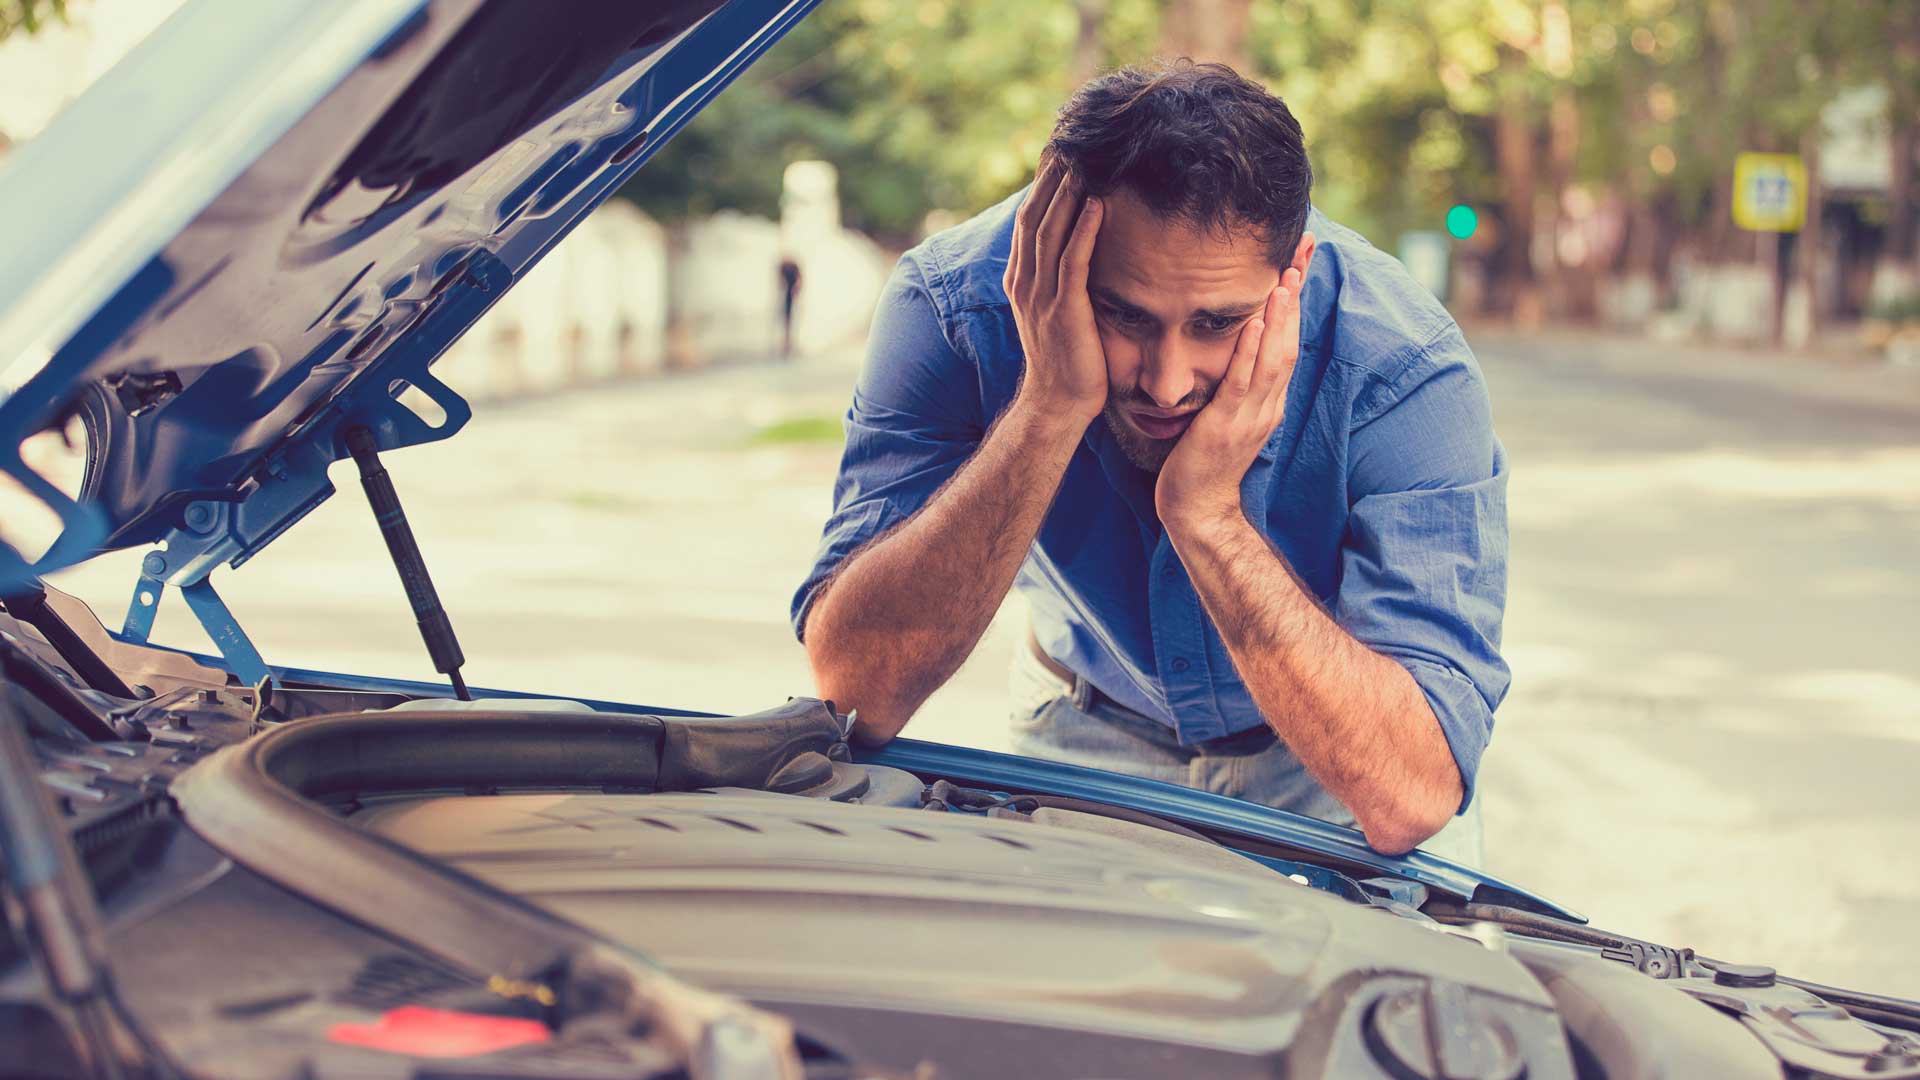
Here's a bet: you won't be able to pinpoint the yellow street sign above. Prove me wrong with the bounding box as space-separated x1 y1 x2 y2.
1732 152 1807 232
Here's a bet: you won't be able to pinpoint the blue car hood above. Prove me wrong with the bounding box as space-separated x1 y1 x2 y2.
0 0 814 592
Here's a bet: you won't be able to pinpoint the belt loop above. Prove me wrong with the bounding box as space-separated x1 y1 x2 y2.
1071 674 1096 712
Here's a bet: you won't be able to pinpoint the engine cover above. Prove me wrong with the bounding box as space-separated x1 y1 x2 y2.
355 790 1574 1078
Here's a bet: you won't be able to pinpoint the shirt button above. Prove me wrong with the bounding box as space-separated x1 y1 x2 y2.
1162 566 1179 580
1170 657 1191 673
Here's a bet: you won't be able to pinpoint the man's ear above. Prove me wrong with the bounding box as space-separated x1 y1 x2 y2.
1291 231 1317 277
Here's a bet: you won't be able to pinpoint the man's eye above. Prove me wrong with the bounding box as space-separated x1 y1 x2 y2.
1103 305 1144 326
1199 316 1239 335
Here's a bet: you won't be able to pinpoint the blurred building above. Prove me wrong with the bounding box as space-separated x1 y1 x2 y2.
1818 86 1916 317
438 202 672 400
778 161 891 355
433 167 891 400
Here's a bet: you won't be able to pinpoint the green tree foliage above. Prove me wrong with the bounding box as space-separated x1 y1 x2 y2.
1251 0 1894 250
626 0 1913 275
0 0 66 43
621 0 1161 242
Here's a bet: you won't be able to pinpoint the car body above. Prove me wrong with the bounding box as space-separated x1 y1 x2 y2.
0 2 1916 1077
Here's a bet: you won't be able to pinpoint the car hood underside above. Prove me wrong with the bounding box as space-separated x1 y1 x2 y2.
0 0 813 595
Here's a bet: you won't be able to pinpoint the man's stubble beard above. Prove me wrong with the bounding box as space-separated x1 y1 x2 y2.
1101 401 1175 471
1100 378 1217 472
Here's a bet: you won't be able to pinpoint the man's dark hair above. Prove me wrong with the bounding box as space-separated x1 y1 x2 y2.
1044 61 1313 265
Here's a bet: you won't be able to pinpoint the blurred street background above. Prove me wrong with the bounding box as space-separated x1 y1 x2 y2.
6 0 1920 997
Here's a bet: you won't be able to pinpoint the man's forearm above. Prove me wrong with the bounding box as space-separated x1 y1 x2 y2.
1167 514 1464 854
804 400 1087 742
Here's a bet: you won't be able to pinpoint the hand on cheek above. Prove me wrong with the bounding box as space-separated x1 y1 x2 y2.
1154 261 1307 532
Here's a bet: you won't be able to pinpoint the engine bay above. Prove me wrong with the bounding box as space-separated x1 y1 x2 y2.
3 615 1919 1078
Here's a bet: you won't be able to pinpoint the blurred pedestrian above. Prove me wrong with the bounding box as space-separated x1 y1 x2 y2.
779 255 802 359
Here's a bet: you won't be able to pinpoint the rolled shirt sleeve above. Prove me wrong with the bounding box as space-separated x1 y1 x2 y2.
790 252 986 642
1332 334 1511 812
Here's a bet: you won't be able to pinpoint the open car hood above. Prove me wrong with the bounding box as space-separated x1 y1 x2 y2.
0 0 814 598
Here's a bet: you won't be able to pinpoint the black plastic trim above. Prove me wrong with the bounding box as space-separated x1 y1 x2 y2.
169 699 844 983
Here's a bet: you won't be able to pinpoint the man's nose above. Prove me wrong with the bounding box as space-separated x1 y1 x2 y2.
1138 335 1197 408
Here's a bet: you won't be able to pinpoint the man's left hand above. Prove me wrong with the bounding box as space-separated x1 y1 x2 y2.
1155 245 1312 533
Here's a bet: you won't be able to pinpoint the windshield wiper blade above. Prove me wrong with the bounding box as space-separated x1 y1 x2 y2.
2 581 137 701
0 635 119 742
1429 898 1920 1033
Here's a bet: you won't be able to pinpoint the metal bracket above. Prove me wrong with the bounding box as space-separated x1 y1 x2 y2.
121 567 270 690
177 579 269 689
108 259 490 689
122 563 165 644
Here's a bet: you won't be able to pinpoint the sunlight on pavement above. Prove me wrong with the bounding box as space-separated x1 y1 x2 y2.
1512 446 1920 527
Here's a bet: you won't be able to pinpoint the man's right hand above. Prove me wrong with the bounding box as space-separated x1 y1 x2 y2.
806 159 1108 744
1003 157 1108 422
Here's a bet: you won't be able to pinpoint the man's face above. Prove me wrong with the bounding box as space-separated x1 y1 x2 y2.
1087 187 1281 471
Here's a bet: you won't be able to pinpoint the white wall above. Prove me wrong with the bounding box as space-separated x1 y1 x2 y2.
436 200 888 402
674 211 785 361
438 205 670 399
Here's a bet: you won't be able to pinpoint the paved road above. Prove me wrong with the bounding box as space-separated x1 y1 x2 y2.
1466 332 1920 999
50 330 1920 998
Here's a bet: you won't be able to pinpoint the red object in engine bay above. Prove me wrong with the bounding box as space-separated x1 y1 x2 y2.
327 1006 552 1058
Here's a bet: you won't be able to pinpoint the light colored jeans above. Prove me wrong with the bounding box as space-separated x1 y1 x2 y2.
1008 642 1485 867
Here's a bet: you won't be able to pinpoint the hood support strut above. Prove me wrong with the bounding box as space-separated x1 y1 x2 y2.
345 425 469 700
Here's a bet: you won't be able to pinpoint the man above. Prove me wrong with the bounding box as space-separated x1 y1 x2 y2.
791 62 1508 860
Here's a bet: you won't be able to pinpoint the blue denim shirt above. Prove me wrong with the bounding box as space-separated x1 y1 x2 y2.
793 192 1510 807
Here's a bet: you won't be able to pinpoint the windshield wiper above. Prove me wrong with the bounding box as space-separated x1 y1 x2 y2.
1 582 136 701
0 685 178 1078
0 632 119 742
1427 898 1920 1034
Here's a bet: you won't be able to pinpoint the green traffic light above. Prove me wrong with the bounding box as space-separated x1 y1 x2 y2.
1446 204 1478 240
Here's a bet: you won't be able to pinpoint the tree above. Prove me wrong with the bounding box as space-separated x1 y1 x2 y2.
622 0 1910 339
621 0 1162 241
0 0 64 43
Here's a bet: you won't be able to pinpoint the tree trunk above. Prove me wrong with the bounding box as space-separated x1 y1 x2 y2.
1544 88 1595 320
1493 48 1540 323
1888 120 1916 267
1650 190 1680 308
1695 5 1743 266
664 220 697 370
1885 3 1920 269
1157 0 1252 72
1072 0 1107 84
